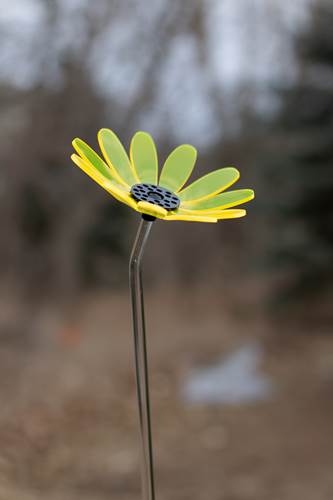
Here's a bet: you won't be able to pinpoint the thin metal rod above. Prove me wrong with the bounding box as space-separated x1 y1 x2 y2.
129 217 155 500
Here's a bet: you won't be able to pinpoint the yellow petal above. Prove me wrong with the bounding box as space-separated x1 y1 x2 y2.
104 181 138 210
72 138 116 181
136 201 167 219
71 154 137 210
209 209 247 219
165 208 246 222
165 213 217 223
178 205 249 218
71 153 113 189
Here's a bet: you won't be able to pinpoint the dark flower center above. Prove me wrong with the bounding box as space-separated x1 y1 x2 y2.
131 183 180 211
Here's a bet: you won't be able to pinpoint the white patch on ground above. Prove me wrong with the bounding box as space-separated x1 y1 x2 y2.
183 342 274 405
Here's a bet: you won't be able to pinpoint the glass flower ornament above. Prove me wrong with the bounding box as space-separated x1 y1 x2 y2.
71 129 254 222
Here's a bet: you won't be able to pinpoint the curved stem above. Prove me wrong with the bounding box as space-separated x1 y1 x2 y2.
129 216 155 500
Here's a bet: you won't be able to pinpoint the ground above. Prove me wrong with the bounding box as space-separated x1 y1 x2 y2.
0 288 332 500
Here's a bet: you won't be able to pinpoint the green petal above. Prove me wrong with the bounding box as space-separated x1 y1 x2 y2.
178 167 240 203
159 144 197 193
72 138 114 180
183 189 254 210
98 128 138 187
130 131 158 184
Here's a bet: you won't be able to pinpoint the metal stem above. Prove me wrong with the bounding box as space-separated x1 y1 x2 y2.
129 216 155 500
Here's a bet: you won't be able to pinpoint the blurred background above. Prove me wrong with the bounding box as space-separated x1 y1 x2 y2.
0 0 333 499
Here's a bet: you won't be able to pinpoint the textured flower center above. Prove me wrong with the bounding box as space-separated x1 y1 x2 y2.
131 183 180 211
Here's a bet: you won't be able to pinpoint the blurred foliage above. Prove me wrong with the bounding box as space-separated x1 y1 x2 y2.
80 203 129 287
264 1 333 312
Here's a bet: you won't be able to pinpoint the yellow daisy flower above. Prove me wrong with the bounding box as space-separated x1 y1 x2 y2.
71 129 254 222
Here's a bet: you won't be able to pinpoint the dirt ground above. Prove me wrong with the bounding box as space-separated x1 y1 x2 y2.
0 288 332 500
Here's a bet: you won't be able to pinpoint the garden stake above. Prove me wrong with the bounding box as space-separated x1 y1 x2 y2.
129 215 155 500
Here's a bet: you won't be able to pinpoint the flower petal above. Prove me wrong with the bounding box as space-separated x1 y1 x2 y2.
174 208 246 219
181 189 254 210
71 154 137 209
164 213 217 223
130 131 158 184
211 209 246 219
178 167 239 203
98 128 138 187
72 138 115 181
173 207 246 220
136 201 167 219
159 144 197 192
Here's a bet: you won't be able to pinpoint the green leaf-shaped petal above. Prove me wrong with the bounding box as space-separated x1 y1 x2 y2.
72 138 114 180
178 167 240 203
130 131 158 184
159 144 197 193
183 189 254 210
98 128 138 187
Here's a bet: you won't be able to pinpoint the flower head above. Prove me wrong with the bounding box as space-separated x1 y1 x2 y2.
71 129 254 222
